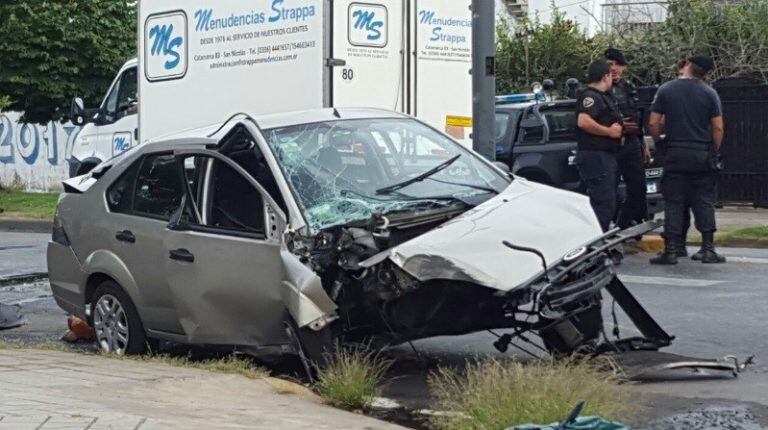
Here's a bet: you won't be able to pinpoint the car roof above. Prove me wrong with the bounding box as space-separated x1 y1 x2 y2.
149 108 411 143
496 99 576 112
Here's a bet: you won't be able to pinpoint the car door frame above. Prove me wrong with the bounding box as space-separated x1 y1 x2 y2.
161 148 296 347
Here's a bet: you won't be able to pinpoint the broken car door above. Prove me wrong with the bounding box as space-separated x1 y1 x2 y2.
163 149 289 347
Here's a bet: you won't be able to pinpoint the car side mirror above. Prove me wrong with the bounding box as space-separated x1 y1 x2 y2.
70 97 87 126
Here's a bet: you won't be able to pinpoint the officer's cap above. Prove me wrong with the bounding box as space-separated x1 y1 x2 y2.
688 54 715 73
604 48 626 66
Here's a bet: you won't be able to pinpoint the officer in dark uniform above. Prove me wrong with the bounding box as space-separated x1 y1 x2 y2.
649 54 726 265
575 59 624 232
605 48 649 229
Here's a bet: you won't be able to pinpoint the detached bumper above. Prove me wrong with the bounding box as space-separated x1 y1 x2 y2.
529 221 663 314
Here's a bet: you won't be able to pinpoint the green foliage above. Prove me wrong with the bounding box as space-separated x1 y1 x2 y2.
429 359 636 430
0 1 136 123
0 188 59 219
612 0 768 84
0 95 10 111
316 347 391 409
496 11 604 94
497 0 768 92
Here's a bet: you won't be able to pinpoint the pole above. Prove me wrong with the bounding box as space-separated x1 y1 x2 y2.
471 0 496 160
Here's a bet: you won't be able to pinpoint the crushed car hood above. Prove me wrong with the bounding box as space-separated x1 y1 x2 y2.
386 179 604 292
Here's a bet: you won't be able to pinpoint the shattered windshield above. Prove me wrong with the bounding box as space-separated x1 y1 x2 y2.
265 118 509 230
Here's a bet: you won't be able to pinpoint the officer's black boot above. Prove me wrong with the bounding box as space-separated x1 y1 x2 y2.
690 246 705 261
699 232 726 264
650 240 678 265
676 239 689 258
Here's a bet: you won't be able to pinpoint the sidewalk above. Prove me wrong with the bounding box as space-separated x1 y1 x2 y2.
0 348 404 430
715 206 768 230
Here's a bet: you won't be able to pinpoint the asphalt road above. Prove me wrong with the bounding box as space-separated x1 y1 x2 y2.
2 231 768 428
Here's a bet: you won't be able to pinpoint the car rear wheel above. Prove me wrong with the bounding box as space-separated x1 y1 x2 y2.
92 281 147 355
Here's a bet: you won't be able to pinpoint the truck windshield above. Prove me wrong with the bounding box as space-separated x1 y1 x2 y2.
265 118 509 230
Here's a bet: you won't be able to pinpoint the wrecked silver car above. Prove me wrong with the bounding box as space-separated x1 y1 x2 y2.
48 108 672 362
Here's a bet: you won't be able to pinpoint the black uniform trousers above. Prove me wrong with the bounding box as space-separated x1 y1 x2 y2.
575 150 618 232
615 139 648 228
661 145 718 244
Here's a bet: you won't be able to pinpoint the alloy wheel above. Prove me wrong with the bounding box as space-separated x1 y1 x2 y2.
93 294 130 355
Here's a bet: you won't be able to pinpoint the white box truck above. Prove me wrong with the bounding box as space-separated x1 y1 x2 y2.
68 0 475 176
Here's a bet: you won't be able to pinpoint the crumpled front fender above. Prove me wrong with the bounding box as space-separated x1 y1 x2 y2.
280 249 338 330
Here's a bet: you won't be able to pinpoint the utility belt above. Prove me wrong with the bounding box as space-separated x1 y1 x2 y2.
665 140 713 151
660 139 723 172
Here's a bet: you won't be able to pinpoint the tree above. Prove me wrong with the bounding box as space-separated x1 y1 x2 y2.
0 1 136 123
498 0 768 92
496 10 602 95
601 0 768 85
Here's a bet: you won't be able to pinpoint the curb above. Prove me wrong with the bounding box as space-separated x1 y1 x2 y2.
0 218 52 233
0 273 49 287
688 237 768 249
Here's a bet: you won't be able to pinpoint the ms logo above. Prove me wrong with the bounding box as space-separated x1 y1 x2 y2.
112 133 132 156
145 11 188 81
348 3 387 48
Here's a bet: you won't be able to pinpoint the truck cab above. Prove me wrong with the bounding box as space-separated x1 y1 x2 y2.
69 59 138 177
495 98 664 217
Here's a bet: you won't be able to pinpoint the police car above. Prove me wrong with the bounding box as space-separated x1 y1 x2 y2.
495 93 664 217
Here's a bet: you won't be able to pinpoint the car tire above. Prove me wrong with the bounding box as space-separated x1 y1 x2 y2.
91 281 148 356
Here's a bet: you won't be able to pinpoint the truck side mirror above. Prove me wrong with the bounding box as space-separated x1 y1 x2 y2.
70 97 87 126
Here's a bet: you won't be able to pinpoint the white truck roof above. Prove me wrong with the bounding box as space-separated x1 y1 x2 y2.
150 107 409 143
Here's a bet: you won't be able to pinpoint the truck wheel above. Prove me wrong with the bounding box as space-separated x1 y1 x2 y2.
76 162 98 176
91 281 148 356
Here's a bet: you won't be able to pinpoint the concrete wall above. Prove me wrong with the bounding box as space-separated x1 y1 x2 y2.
0 112 80 192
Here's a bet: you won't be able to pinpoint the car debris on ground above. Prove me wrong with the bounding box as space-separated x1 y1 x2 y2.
0 302 24 330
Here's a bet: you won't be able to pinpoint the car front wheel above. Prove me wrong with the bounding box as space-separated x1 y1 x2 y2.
92 281 147 355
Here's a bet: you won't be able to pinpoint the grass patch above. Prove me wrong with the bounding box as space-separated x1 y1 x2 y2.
0 188 58 219
129 353 269 379
0 341 267 379
316 347 392 409
429 359 636 430
687 225 768 248
718 225 768 247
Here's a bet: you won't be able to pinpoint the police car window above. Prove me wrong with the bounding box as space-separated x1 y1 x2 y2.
495 113 509 140
542 108 577 142
520 112 544 144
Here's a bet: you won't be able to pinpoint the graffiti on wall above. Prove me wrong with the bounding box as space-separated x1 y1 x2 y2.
0 112 80 191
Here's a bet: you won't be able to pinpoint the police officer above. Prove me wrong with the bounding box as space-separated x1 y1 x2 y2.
605 48 650 229
576 59 624 232
649 55 726 265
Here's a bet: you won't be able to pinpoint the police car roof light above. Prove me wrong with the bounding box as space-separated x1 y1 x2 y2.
495 93 547 105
